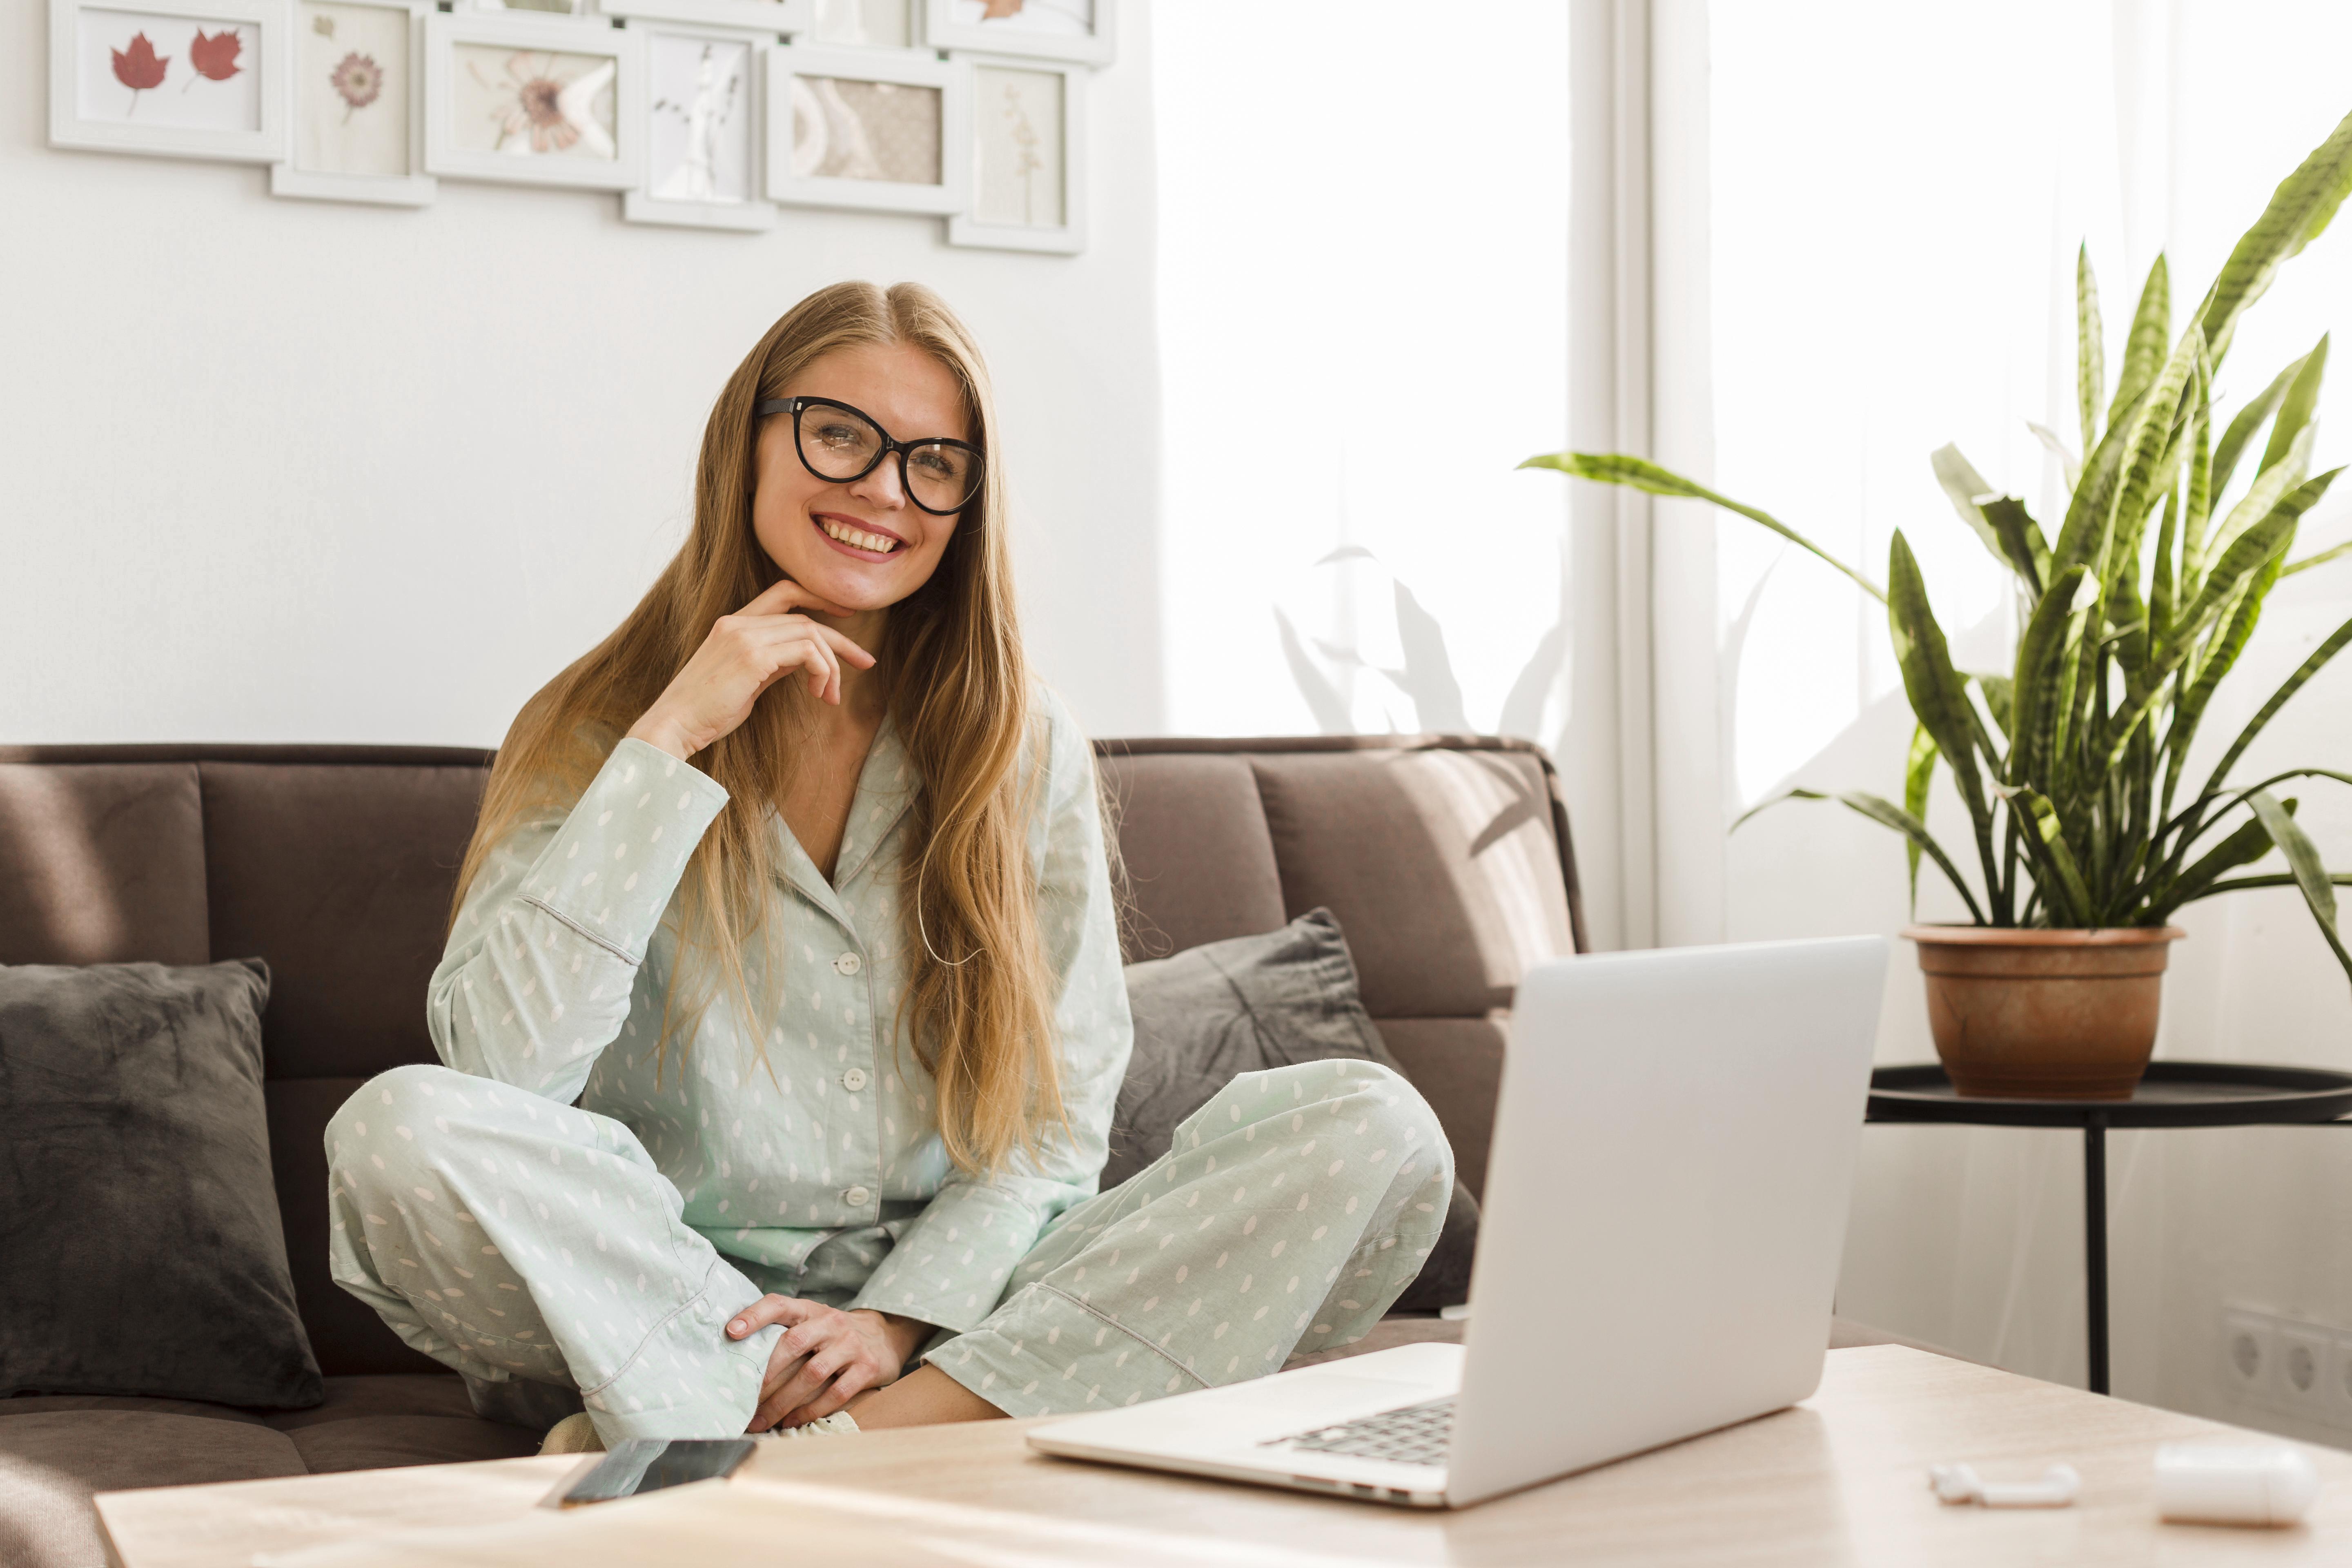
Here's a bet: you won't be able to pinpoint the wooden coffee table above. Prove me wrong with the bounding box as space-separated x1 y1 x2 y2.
98 1347 2352 1566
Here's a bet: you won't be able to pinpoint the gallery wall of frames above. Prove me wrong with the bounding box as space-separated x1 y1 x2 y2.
45 0 1103 251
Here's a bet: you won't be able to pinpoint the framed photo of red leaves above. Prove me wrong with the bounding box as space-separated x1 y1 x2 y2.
271 0 435 206
49 0 288 163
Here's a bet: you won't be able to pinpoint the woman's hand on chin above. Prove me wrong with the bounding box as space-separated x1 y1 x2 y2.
625 579 876 761
731 1295 931 1430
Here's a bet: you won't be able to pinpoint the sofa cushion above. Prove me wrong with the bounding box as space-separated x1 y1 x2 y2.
199 762 485 1082
0 958 322 1409
0 764 208 968
1107 910 1479 1312
0 1410 305 1568
1249 748 1576 1018
1370 1016 1510 1201
260 1375 541 1473
1096 752 1288 962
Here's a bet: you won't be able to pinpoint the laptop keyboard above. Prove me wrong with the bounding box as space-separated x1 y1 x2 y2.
1263 1397 1454 1467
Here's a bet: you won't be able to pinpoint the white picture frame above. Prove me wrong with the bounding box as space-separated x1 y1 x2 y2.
595 0 810 38
423 9 644 191
270 0 434 205
455 0 593 16
806 0 913 49
922 0 1109 68
765 42 966 215
49 0 289 165
946 51 1081 253
621 20 772 230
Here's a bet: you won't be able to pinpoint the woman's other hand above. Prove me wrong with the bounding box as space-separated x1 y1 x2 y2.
730 1296 929 1430
626 580 876 760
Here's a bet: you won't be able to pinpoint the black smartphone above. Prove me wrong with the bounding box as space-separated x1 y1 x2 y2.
552 1437 759 1508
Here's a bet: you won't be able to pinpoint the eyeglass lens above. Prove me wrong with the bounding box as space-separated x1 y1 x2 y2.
798 403 980 514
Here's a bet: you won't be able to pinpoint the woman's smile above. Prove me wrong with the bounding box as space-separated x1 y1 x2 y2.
813 511 906 558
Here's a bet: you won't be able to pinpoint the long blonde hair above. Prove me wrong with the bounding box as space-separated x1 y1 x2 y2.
452 281 1060 1174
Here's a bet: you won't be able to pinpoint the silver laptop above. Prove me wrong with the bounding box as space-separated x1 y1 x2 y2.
1028 937 1888 1508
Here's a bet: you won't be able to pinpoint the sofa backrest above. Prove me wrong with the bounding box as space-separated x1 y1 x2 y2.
0 736 1581 1378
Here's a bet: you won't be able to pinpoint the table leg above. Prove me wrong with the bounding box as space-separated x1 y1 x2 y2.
2085 1116 2108 1396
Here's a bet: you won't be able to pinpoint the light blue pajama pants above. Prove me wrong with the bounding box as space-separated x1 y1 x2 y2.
327 1058 1453 1442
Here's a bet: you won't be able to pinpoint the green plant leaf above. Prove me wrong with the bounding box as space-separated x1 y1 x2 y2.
2144 812 2278 920
1904 724 1936 914
2051 385 2150 577
2009 566 2094 786
2199 873 2352 896
1518 452 1889 603
2078 243 2105 455
2260 334 2330 479
2210 354 2306 504
1929 444 2015 574
1888 532 1989 817
2176 484 2307 637
2160 556 2278 820
2109 254 2171 426
2191 105 2352 367
2249 790 2352 982
1738 787 1988 924
2013 786 2094 924
1979 496 2050 594
1972 673 2015 741
2284 538 2352 577
2199 607 2352 805
2203 425 2315 572
2102 325 2205 592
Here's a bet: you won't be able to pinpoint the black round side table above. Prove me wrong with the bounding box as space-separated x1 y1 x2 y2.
1865 1061 2352 1396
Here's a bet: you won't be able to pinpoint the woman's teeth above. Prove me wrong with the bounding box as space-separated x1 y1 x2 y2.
821 518 899 554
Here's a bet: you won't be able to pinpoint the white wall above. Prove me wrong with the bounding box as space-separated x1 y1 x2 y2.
0 4 1163 748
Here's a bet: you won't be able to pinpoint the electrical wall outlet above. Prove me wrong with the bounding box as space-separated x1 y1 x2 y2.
2224 1309 2277 1405
2276 1324 2332 1414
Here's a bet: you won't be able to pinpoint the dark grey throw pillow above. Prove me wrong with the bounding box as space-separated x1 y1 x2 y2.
1110 909 1478 1312
0 958 323 1408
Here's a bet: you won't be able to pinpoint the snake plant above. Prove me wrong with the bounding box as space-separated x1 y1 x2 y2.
1525 107 2352 983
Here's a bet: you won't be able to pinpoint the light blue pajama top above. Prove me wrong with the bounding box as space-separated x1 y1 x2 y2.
425 689 1134 1337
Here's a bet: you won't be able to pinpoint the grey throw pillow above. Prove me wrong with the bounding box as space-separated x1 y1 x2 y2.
1110 909 1478 1312
0 958 323 1408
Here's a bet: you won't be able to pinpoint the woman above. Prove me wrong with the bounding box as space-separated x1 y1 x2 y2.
327 281 1452 1450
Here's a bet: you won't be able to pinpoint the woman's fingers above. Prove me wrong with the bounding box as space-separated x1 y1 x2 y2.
728 1294 819 1340
737 577 855 621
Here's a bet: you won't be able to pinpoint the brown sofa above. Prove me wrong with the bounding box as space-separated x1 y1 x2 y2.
0 733 1586 1567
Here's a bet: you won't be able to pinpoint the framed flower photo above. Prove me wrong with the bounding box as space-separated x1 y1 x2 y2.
596 0 811 37
764 42 966 215
270 0 434 205
946 52 1081 252
422 9 644 191
48 0 288 164
621 21 771 231
922 0 1110 68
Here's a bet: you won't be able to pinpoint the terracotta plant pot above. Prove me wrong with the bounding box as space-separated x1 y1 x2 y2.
1901 925 2187 1100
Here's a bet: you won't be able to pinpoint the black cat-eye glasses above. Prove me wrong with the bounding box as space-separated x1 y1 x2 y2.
755 396 985 517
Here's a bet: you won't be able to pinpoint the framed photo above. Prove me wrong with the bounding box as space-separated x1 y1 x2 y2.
621 21 771 230
49 0 288 164
946 52 1081 252
596 0 810 36
270 0 434 205
454 0 593 16
765 43 966 214
922 0 1109 68
807 0 911 48
423 9 643 191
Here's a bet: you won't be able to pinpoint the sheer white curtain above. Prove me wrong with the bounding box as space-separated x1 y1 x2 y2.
1149 3 1573 747
1701 0 2352 1419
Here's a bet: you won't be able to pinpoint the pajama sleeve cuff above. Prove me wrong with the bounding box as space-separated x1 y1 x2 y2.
518 738 729 964
849 1180 1047 1334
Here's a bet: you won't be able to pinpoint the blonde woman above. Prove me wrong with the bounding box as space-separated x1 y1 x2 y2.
326 282 1452 1450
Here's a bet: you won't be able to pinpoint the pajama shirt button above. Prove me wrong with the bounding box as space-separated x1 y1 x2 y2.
834 952 862 976
842 1068 869 1092
844 1185 872 1207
